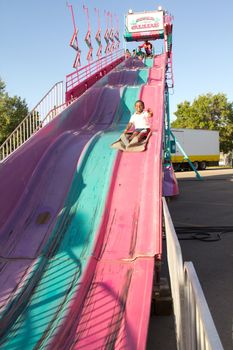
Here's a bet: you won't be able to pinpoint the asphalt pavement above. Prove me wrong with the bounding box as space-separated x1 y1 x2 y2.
147 167 233 350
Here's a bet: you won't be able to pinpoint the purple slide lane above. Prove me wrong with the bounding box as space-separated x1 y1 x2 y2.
48 54 167 350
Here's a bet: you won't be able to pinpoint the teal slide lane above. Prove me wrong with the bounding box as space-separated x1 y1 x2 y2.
0 81 146 349
137 68 150 84
144 57 154 68
116 69 148 128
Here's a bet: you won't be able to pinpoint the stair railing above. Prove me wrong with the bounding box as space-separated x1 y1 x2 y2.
0 81 64 161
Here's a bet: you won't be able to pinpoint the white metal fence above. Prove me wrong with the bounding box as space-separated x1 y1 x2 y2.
163 197 187 349
184 262 224 350
162 197 224 350
0 81 64 161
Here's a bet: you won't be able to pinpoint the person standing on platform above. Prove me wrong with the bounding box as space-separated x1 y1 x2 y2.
139 40 153 57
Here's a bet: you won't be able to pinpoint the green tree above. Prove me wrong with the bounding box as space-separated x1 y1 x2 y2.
172 93 233 153
0 79 6 95
0 78 28 144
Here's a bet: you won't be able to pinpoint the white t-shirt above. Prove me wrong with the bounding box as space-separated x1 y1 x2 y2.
129 111 150 129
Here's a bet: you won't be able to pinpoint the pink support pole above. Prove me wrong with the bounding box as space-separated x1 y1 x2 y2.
67 2 81 68
67 1 76 33
104 10 111 55
83 5 93 63
95 8 102 60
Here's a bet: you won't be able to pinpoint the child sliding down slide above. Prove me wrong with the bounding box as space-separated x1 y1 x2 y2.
111 100 153 152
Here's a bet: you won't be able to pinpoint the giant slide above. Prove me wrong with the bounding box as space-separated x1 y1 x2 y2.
0 54 166 349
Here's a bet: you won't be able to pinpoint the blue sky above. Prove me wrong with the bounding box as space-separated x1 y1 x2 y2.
1 0 233 120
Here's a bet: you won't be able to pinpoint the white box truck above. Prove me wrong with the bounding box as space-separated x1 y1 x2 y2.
171 128 220 170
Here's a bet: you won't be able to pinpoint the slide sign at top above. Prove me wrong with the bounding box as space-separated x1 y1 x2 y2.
126 11 164 33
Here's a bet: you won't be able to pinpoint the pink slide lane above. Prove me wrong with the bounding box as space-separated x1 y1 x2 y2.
0 82 123 320
49 54 167 350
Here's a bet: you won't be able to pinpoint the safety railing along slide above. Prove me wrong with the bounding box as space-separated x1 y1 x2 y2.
163 198 224 350
65 49 125 100
0 81 64 161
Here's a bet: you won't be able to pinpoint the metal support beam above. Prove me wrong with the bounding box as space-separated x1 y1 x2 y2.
170 130 203 180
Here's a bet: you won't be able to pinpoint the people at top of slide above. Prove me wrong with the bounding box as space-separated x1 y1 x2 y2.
132 49 137 57
137 47 145 60
139 40 153 57
125 49 131 58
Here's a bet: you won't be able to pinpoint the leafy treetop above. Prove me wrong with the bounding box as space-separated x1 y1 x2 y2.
172 93 233 153
0 78 28 144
